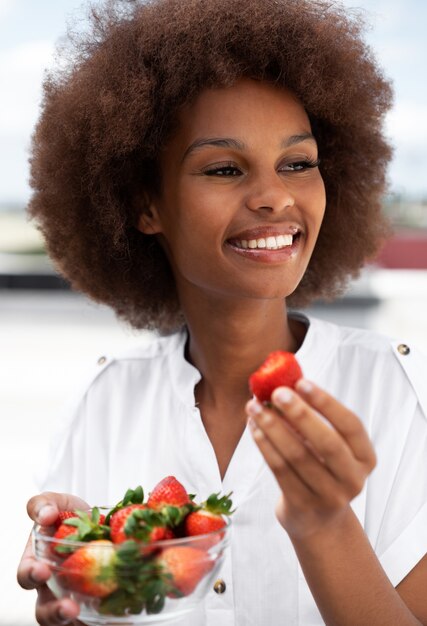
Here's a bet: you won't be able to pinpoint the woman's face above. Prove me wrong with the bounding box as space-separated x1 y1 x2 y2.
139 78 326 302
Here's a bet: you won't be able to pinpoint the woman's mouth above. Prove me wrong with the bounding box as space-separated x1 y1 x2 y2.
225 230 302 262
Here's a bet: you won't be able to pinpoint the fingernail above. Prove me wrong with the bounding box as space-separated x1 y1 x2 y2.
36 504 56 523
29 568 44 584
274 388 293 404
297 379 313 394
58 607 72 623
247 398 263 415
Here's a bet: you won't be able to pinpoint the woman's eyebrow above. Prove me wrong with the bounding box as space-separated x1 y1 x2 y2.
181 132 317 162
282 132 317 148
181 138 244 162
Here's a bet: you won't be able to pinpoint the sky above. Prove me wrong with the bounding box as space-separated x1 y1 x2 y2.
0 0 426 206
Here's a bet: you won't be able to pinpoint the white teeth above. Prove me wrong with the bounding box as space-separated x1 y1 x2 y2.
236 234 294 250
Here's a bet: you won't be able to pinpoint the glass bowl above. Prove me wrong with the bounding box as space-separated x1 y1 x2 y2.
32 509 231 625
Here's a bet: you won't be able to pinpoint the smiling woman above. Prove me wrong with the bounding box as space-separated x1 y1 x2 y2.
27 0 392 332
17 1 427 626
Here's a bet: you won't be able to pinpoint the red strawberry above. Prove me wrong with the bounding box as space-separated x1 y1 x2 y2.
55 511 78 529
184 492 233 549
51 523 79 556
150 526 175 542
52 508 109 557
58 540 118 597
110 504 146 544
147 476 191 510
249 351 303 403
156 546 213 597
110 504 173 544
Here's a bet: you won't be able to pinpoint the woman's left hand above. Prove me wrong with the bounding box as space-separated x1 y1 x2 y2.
246 379 377 540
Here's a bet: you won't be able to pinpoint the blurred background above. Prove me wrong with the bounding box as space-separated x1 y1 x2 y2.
1 0 426 623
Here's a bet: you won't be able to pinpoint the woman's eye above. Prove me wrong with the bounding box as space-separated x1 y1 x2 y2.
280 158 321 172
203 165 242 177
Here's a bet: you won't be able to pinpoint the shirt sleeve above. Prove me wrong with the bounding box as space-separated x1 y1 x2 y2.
367 344 427 587
375 402 427 586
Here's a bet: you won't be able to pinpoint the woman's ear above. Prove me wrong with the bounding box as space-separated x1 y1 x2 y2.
134 190 163 235
137 203 162 235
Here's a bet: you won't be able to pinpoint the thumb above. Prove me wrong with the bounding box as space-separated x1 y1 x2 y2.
27 492 90 526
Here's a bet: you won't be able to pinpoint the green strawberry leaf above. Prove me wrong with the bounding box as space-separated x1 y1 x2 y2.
53 538 79 554
105 486 145 525
91 507 100 524
63 509 110 541
204 491 235 516
123 508 167 542
99 589 144 616
161 503 194 527
104 540 171 616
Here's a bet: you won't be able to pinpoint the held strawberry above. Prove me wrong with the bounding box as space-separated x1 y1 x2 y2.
58 540 118 597
249 350 303 403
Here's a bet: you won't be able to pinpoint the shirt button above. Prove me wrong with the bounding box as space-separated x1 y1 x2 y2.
213 579 226 594
397 344 410 355
97 356 107 365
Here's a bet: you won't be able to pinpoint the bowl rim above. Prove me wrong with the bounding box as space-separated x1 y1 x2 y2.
32 511 232 550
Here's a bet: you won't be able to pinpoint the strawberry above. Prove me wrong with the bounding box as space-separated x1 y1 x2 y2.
156 546 213 597
54 511 78 529
185 492 233 537
104 486 144 525
58 540 118 597
147 476 191 510
51 523 79 556
147 476 194 527
110 504 146 544
99 541 169 616
52 508 110 555
110 504 174 546
249 350 303 403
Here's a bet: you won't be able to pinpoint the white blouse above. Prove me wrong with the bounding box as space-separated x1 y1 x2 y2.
36 314 427 625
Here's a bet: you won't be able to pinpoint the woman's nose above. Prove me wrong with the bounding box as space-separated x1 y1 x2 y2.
244 172 295 213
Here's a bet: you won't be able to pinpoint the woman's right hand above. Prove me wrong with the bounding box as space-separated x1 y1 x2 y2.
17 492 90 625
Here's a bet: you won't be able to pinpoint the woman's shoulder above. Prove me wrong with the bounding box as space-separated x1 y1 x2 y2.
66 328 190 408
100 328 187 365
300 313 427 419
88 328 187 379
305 312 426 363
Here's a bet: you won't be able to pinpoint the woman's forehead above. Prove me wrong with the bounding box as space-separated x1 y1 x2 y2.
170 78 312 149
